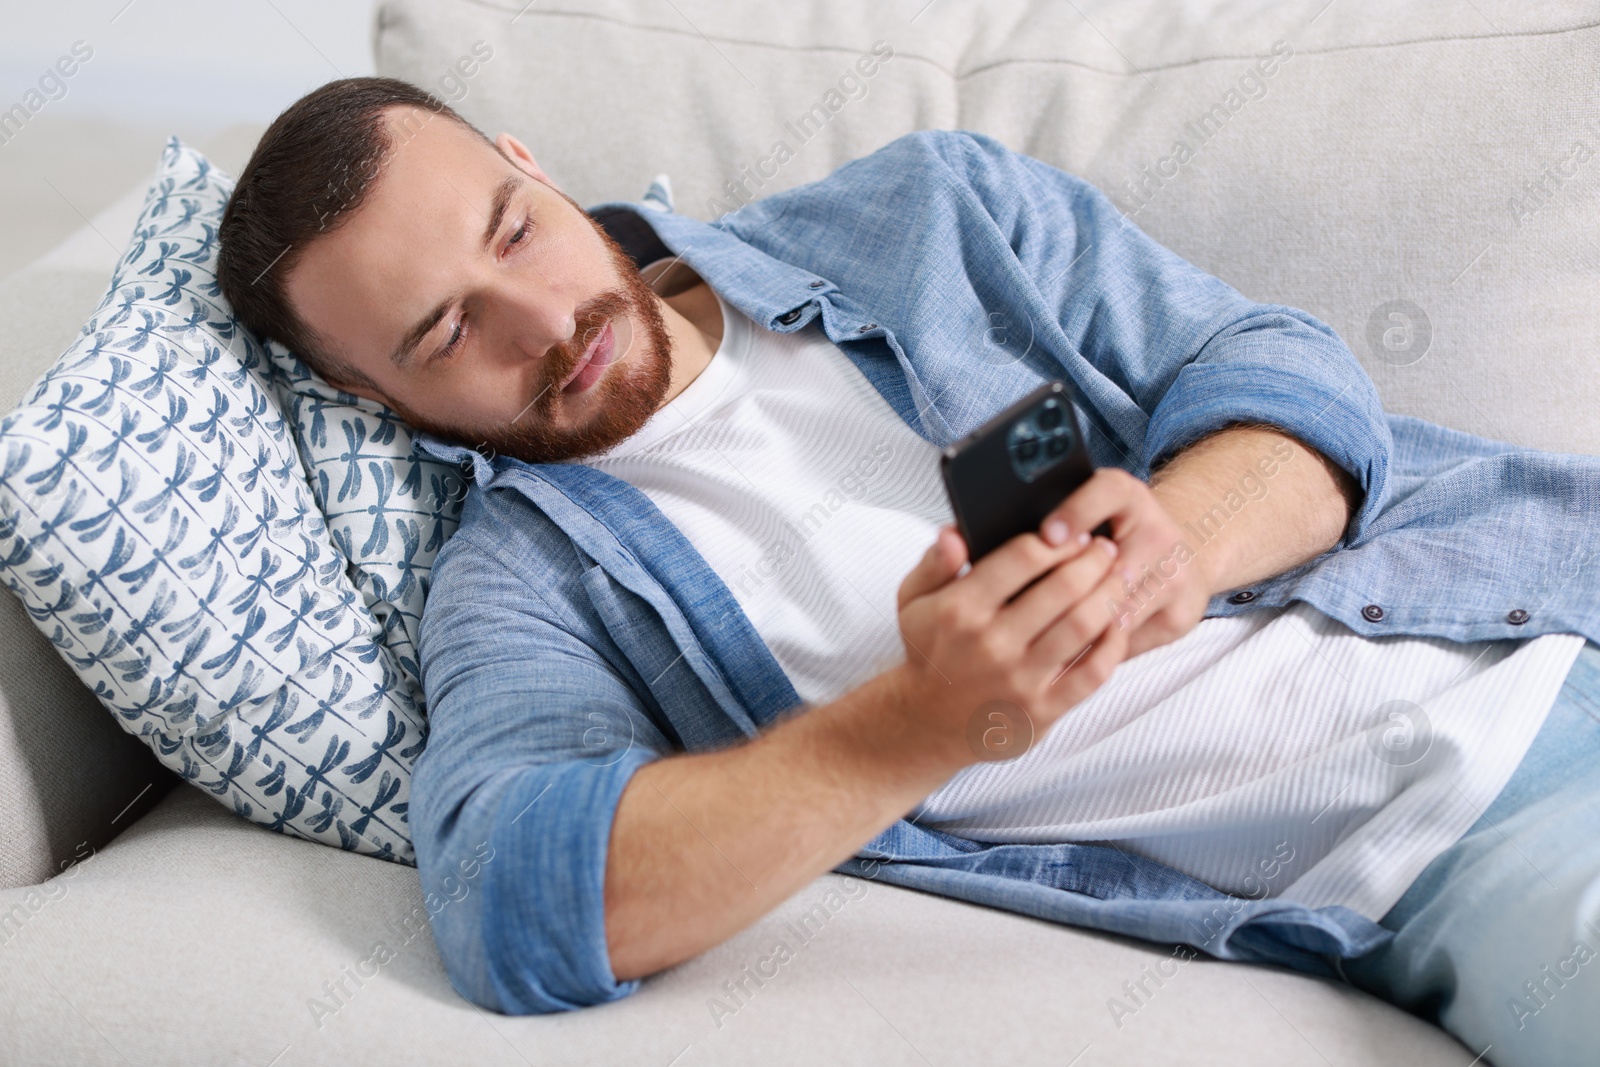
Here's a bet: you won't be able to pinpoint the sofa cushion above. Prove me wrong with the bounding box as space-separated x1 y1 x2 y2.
0 140 432 865
0 786 1470 1064
375 0 1600 457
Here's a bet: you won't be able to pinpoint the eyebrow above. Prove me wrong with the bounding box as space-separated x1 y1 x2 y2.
481 175 522 252
390 174 526 369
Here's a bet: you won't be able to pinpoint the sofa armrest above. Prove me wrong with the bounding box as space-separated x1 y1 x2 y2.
0 256 178 889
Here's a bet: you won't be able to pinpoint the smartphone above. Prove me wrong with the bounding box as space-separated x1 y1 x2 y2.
940 380 1108 562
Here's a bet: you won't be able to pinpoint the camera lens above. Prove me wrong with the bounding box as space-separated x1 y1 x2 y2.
1015 437 1040 461
1046 436 1068 457
1037 400 1064 430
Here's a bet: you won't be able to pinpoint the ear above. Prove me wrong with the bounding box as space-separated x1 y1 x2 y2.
332 380 391 408
496 133 559 190
314 363 392 409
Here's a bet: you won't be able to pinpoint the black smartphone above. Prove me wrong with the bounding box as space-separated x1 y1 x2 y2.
940 380 1108 562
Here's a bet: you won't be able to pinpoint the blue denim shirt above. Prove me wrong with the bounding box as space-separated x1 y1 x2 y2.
409 131 1600 1014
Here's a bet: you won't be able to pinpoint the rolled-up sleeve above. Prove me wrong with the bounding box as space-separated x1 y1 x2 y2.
411 522 669 1014
1141 335 1391 544
932 130 1393 545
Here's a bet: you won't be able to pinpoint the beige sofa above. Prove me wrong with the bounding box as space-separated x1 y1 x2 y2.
4 1 1597 1062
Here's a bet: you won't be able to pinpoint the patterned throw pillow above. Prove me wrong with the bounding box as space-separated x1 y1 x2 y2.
0 139 465 865
265 354 465 703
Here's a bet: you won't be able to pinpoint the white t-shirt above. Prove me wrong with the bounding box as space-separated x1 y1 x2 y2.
587 291 952 706
583 291 1584 919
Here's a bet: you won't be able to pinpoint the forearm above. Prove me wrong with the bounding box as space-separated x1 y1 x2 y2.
1148 423 1360 595
603 667 954 981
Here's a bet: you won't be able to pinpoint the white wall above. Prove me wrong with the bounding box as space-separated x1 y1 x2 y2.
0 0 379 281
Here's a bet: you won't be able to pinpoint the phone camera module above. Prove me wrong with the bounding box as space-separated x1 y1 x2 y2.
1006 395 1076 482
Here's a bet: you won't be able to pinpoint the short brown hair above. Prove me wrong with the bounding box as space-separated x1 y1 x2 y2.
217 76 492 391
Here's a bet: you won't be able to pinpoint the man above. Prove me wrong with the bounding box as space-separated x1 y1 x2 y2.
218 77 1600 1064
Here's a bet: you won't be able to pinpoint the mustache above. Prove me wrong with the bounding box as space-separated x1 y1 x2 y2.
532 289 634 409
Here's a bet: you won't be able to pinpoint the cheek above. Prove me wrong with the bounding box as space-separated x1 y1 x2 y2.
385 362 510 442
532 193 634 293
549 224 620 294
457 364 538 431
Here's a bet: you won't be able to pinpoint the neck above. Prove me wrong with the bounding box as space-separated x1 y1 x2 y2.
656 279 722 405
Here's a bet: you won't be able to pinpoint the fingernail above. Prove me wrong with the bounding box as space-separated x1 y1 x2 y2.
1043 519 1069 545
1076 531 1091 547
1101 538 1118 558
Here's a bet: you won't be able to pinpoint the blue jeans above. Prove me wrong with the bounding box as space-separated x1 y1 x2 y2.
1344 639 1600 1066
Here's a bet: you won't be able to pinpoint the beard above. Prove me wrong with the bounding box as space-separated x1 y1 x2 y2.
384 208 674 465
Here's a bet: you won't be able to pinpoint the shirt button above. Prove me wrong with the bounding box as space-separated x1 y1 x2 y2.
858 323 877 333
807 280 826 289
776 309 802 326
1227 590 1256 604
1506 608 1530 625
1362 604 1385 622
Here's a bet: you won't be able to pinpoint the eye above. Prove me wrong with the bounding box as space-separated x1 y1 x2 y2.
436 318 466 363
506 219 529 250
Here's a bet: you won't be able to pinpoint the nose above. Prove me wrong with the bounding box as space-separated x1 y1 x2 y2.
489 269 577 364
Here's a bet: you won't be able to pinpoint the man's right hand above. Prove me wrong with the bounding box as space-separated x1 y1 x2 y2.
887 524 1127 771
604 523 1125 982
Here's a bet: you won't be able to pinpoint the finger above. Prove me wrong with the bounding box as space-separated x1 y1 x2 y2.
897 525 968 609
959 527 1095 609
1087 564 1143 634
1040 467 1143 547
1123 597 1206 659
1044 616 1130 715
997 536 1120 644
1124 605 1181 659
1092 527 1196 633
1029 585 1124 672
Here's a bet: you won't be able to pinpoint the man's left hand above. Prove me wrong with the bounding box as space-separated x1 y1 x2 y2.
1038 425 1360 665
1040 467 1213 660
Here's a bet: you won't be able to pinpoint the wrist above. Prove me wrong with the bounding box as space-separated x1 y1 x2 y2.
1189 535 1232 599
1150 479 1232 597
832 666 970 790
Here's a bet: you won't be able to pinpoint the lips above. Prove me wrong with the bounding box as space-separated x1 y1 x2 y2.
559 320 616 396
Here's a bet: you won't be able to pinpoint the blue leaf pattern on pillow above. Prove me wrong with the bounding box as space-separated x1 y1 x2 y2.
0 138 465 865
